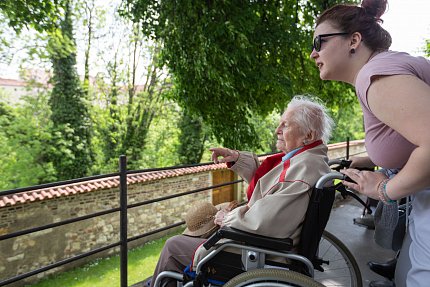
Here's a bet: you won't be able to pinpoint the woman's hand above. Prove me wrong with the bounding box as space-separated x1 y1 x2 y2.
341 168 387 200
210 147 239 164
214 209 226 226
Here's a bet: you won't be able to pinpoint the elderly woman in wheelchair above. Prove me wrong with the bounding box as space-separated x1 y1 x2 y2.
146 96 338 287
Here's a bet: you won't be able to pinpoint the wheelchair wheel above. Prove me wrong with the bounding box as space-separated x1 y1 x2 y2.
224 268 325 287
314 230 362 287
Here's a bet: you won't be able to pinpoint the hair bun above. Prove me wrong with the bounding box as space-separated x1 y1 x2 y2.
361 0 388 20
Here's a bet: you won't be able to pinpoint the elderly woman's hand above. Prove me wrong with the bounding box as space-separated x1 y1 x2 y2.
341 168 388 200
210 147 239 164
214 209 226 226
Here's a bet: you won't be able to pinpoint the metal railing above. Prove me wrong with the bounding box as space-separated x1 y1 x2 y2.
0 156 244 287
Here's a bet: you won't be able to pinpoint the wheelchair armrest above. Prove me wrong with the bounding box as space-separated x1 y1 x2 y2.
203 226 293 251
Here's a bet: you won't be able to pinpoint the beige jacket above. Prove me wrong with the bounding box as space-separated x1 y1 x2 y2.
192 144 331 269
225 144 331 243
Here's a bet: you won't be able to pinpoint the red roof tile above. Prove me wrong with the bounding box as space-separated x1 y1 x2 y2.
0 162 227 207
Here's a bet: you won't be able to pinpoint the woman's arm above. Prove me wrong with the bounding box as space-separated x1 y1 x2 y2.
344 74 430 200
209 147 260 183
210 147 239 163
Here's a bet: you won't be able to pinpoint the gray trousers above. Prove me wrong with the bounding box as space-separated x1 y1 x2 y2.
396 188 430 287
150 235 206 287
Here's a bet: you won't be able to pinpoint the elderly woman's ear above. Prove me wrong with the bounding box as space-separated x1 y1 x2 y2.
304 131 318 144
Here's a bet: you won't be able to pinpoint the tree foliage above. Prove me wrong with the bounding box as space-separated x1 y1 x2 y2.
120 37 169 167
139 102 182 168
0 0 369 189
176 111 208 165
120 0 359 149
0 0 61 33
49 0 93 180
89 18 170 170
0 91 56 189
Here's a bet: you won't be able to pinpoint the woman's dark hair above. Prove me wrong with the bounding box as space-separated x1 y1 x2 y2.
316 0 392 52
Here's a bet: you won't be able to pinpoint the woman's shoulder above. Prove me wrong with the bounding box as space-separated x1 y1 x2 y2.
363 50 430 73
361 51 410 74
355 50 430 109
372 50 429 66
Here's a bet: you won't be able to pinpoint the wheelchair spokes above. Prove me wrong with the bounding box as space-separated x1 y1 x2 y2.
314 231 362 287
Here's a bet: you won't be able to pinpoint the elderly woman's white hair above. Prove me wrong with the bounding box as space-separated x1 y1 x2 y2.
287 95 334 144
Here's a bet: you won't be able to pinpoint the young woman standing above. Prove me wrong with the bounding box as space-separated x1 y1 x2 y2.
310 1 430 286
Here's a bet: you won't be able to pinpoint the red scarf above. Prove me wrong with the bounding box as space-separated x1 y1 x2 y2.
246 140 323 200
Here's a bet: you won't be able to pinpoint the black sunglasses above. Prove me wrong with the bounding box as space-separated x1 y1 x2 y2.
312 32 349 52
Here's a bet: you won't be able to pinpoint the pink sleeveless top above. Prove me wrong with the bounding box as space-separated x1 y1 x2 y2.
355 51 430 169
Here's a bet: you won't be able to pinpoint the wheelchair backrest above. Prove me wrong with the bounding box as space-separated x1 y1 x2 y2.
297 184 336 269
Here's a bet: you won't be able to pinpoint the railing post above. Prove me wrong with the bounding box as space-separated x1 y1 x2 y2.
119 155 128 287
346 137 350 159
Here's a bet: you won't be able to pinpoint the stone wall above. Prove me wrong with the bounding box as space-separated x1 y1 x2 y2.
0 173 213 286
0 140 366 286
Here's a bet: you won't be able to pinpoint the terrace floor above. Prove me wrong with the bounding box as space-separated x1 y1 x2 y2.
327 196 396 286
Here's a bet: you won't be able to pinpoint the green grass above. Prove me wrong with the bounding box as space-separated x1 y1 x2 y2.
27 230 182 287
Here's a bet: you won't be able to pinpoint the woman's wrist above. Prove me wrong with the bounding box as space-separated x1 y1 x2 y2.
377 178 396 205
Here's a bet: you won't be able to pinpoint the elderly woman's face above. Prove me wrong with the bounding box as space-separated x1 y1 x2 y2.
275 109 307 153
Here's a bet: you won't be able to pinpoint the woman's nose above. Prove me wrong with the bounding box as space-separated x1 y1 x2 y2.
310 49 318 59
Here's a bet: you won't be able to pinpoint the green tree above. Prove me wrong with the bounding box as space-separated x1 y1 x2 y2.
0 91 56 189
247 110 281 154
176 111 208 165
139 101 182 168
99 51 123 169
75 0 107 94
120 0 360 150
119 39 170 168
329 92 365 143
48 0 93 180
91 47 126 173
90 31 171 171
0 0 60 33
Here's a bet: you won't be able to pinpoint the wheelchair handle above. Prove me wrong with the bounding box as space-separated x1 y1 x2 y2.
314 170 376 189
315 172 344 189
315 171 373 214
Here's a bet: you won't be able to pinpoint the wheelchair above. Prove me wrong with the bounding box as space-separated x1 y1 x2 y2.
153 170 363 287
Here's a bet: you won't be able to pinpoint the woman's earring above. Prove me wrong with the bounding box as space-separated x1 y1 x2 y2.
350 48 356 54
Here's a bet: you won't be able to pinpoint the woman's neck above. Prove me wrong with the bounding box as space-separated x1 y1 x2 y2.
350 49 379 85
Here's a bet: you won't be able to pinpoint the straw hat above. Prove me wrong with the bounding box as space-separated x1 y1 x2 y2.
183 201 218 238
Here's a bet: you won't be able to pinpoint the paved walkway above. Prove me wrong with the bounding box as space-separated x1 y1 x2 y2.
327 196 397 286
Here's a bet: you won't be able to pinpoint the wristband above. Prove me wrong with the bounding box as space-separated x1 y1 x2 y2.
233 150 240 162
377 179 396 205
